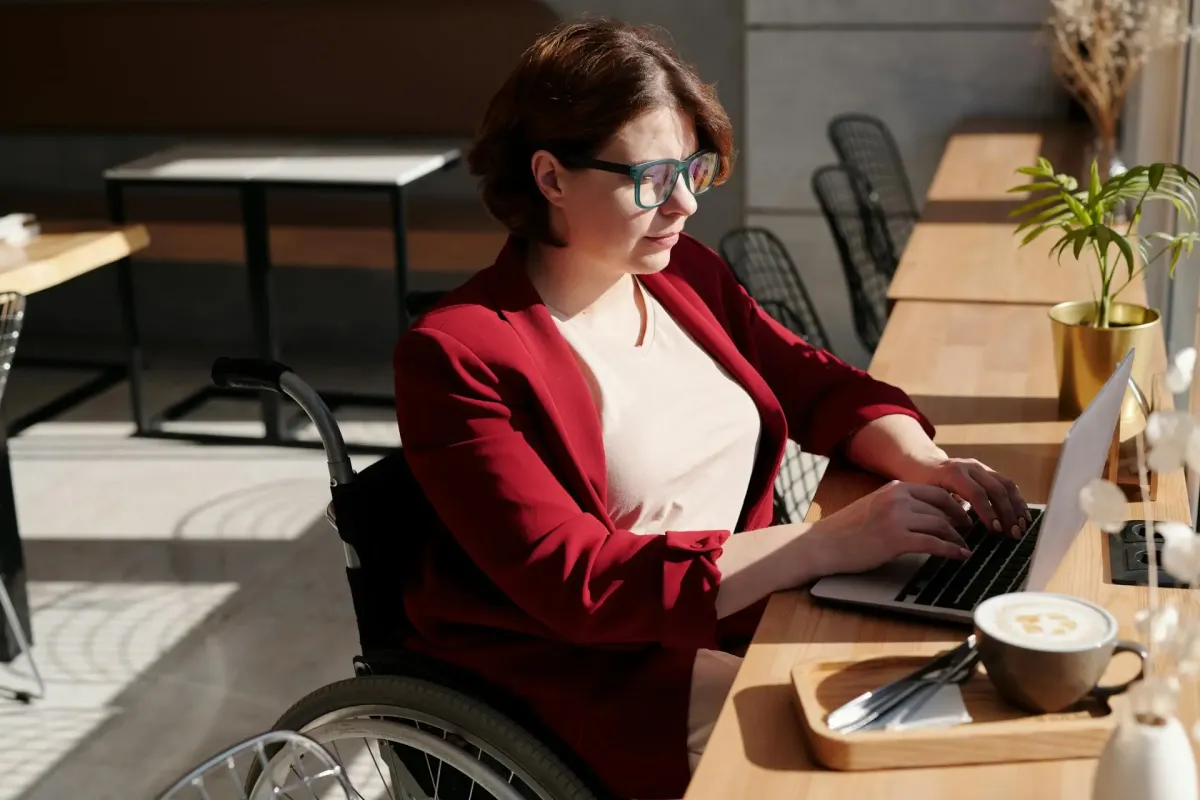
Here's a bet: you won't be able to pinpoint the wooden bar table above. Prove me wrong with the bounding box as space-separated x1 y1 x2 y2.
885 120 1147 307
0 225 149 663
685 300 1194 799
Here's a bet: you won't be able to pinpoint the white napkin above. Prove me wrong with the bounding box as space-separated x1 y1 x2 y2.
884 684 974 732
0 213 39 246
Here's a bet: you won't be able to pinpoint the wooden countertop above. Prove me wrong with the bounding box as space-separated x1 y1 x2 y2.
885 120 1149 307
685 300 1191 799
0 226 150 295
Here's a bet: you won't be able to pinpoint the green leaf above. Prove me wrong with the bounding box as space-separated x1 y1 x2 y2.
1110 228 1136 279
1007 181 1061 194
1171 239 1184 276
1073 229 1088 260
1015 207 1073 233
1016 166 1051 177
1062 193 1094 225
1053 232 1078 264
1094 223 1111 257
1009 194 1068 218
1089 160 1102 204
1149 163 1166 190
1021 224 1052 246
1169 163 1200 187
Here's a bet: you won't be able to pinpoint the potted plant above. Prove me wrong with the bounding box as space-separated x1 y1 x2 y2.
1009 157 1200 422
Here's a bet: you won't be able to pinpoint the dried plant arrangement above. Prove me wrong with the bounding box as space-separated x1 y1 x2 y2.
1048 0 1196 177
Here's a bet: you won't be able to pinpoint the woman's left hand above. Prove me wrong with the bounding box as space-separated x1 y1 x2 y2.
914 457 1031 539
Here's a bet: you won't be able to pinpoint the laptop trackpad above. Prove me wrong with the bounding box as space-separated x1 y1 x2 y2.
813 552 928 601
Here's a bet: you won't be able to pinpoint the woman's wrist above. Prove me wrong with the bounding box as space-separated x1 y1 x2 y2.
845 414 948 483
897 446 951 484
715 522 816 617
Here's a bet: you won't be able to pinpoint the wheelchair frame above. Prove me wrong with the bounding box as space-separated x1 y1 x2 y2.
209 358 613 800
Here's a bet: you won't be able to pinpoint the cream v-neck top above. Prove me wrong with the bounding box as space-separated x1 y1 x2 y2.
548 277 762 535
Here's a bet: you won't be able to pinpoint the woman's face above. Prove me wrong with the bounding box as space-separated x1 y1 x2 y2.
534 105 704 275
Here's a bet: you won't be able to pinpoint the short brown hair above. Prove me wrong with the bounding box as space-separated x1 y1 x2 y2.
467 18 735 245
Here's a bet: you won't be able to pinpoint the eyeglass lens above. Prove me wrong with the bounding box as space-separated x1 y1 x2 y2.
638 152 719 207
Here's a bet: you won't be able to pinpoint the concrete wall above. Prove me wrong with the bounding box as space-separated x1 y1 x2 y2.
745 0 1069 365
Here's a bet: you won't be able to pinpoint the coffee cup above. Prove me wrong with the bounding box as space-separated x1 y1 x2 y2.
973 592 1147 713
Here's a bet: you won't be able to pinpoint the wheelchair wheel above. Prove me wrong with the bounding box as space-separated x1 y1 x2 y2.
245 675 604 800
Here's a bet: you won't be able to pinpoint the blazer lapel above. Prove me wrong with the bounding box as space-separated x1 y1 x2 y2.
480 238 610 516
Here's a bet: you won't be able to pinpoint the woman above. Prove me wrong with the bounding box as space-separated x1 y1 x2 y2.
393 18 1030 799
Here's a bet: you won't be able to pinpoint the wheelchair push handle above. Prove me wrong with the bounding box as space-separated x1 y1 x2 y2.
209 357 355 487
211 357 291 393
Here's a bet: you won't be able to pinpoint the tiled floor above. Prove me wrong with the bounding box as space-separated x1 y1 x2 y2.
0 356 395 799
0 353 826 800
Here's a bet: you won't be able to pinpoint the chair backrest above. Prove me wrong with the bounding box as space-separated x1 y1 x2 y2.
774 445 827 525
811 164 895 354
717 227 833 352
0 293 26 407
330 450 436 654
827 113 919 257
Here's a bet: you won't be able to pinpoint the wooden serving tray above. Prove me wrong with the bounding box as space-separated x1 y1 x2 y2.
791 654 1116 771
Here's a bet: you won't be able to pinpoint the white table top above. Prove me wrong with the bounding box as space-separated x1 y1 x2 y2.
104 143 461 186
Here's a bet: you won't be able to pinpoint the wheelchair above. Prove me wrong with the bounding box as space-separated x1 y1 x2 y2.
210 358 613 800
157 730 353 799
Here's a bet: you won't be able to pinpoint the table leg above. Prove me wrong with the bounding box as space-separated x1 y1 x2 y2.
0 421 31 663
107 181 150 435
390 186 409 335
240 185 286 443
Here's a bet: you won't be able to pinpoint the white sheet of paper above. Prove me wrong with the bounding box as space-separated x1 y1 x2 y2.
885 684 973 731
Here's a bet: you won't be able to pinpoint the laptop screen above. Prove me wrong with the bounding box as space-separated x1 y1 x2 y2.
1024 350 1136 591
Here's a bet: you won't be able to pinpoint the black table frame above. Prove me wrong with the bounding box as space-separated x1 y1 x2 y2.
105 164 458 457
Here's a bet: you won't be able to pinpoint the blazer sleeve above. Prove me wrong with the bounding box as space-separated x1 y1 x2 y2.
717 260 934 458
394 325 729 650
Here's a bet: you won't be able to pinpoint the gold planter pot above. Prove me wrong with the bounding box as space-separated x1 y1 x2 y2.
1048 300 1161 426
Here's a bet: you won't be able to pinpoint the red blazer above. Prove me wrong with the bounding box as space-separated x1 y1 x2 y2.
393 233 933 799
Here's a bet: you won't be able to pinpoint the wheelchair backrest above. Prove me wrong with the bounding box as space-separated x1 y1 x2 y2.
329 449 437 653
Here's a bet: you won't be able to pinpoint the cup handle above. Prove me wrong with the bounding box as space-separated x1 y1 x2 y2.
1090 639 1149 701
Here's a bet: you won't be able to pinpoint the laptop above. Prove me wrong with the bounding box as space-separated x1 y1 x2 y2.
810 349 1135 625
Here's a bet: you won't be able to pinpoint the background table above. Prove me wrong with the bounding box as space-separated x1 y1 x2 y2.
104 143 460 451
0 225 149 661
884 120 1149 307
685 298 1190 799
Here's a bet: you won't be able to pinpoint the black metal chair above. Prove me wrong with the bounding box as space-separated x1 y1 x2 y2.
718 227 833 352
211 359 613 800
827 113 920 259
717 227 831 523
812 163 895 355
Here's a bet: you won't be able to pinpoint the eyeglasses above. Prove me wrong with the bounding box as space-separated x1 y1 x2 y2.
559 150 720 210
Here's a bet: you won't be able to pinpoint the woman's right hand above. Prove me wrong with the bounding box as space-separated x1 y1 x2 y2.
808 480 976 577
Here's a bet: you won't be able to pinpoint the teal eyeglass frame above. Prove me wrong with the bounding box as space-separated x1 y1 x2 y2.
558 150 719 210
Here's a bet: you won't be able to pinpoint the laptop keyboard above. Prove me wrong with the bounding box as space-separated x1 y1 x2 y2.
894 508 1045 611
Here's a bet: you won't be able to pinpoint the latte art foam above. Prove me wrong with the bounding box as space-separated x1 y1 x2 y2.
977 593 1113 650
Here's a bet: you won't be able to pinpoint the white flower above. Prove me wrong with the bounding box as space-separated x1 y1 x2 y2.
1079 478 1127 532
1159 522 1200 585
1166 616 1200 675
1145 411 1200 474
1135 603 1180 647
1129 674 1180 721
1165 347 1197 393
